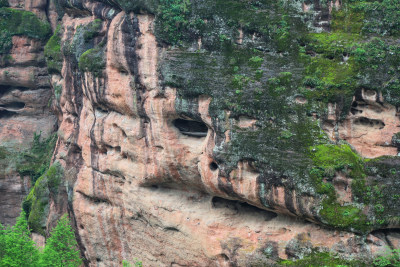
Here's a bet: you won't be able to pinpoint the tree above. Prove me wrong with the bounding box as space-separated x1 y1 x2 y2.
40 214 82 267
0 222 6 260
1 211 40 267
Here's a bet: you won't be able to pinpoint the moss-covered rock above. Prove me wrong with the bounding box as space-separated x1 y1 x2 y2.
280 250 367 266
44 25 63 74
0 7 51 54
78 42 106 77
16 133 57 184
22 163 63 235
157 0 400 233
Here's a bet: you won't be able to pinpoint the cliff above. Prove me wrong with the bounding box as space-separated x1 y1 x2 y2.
1 0 400 266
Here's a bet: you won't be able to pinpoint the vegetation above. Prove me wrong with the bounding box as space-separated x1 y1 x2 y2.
39 214 82 267
157 0 400 232
0 211 39 267
70 19 106 77
16 133 57 184
83 19 102 42
279 248 400 267
78 42 106 77
122 259 143 267
155 0 191 45
0 7 51 54
279 251 366 266
44 25 62 74
0 212 82 267
373 248 400 267
22 163 63 235
0 0 8 7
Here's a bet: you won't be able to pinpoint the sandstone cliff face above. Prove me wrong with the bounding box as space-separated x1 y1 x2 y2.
2 0 400 266
0 0 57 225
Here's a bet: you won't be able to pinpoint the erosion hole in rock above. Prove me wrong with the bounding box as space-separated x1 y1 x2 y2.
354 117 385 129
365 89 377 97
70 144 82 153
350 108 363 115
218 253 230 262
210 162 218 171
0 102 25 110
211 197 278 220
173 119 208 137
164 226 180 232
0 109 17 119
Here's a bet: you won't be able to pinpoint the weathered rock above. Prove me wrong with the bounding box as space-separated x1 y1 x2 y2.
0 0 57 225
1 0 400 266
44 1 400 264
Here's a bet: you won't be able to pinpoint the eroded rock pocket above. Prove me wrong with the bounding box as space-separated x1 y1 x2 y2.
173 118 208 138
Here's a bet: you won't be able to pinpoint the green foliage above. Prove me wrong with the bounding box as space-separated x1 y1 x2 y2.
310 144 365 179
83 19 102 42
0 0 8 7
155 0 191 45
354 0 400 36
44 25 62 74
0 211 82 266
40 214 82 267
1 211 39 267
319 199 368 232
23 163 63 235
0 7 51 54
16 133 57 184
78 42 106 77
113 0 158 13
279 251 366 266
248 56 263 68
309 144 370 232
373 248 400 267
122 259 143 267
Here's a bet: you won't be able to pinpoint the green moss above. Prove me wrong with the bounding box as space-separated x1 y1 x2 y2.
53 84 62 101
309 144 370 232
22 163 63 235
44 25 62 74
78 42 106 77
0 146 8 159
113 0 158 13
331 5 365 34
0 7 51 54
16 133 57 184
279 251 367 266
356 0 400 36
320 200 368 232
159 0 400 233
83 19 102 42
310 144 365 179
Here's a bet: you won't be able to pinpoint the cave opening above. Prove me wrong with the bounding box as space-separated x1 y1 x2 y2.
0 110 17 119
210 162 218 171
173 119 208 137
211 197 278 220
0 102 25 110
